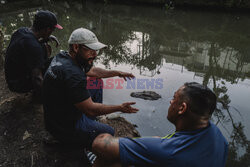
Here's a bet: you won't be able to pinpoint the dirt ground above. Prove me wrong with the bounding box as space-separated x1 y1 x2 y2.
0 69 140 167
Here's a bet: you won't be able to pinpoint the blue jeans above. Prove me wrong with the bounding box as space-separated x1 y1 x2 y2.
75 114 114 149
75 78 114 149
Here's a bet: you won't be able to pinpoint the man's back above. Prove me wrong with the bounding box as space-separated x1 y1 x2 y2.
5 27 46 92
119 122 228 167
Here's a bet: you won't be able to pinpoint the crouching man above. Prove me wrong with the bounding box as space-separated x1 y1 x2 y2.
43 28 138 150
5 10 62 98
92 82 228 167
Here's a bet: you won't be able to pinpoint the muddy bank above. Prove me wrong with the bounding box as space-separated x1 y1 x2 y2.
0 70 140 166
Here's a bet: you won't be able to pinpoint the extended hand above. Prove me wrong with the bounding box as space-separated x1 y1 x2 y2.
118 72 135 81
120 102 138 113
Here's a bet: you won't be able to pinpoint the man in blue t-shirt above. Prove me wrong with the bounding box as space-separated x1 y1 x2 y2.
92 82 228 167
4 10 62 97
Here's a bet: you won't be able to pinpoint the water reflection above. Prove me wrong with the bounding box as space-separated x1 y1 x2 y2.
1 1 250 165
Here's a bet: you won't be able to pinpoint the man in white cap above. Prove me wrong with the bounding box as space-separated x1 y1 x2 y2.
42 28 138 151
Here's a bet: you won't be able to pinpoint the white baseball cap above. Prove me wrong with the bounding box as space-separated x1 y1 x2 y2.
68 28 107 50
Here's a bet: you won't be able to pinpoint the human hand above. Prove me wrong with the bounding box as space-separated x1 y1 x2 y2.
48 35 60 48
120 102 139 113
118 71 135 81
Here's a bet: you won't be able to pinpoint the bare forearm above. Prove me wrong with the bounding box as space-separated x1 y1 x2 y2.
87 67 120 78
75 98 138 117
88 103 122 117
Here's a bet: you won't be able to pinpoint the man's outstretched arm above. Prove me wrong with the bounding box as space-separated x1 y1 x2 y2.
86 67 134 80
75 97 138 117
92 133 121 167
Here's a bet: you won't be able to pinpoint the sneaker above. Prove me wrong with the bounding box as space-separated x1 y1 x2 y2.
84 149 97 165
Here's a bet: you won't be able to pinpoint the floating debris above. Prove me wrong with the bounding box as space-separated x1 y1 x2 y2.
130 91 161 100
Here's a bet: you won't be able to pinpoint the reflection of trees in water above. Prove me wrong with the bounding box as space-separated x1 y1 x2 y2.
132 33 163 77
227 126 250 166
85 4 164 76
100 31 163 76
101 31 136 69
202 43 250 166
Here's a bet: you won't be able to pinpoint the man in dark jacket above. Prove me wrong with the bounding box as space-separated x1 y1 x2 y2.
4 10 62 97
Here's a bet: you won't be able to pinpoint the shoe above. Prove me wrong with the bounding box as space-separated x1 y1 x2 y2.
84 149 97 165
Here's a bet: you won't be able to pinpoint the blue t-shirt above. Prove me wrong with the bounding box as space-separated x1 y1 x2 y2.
119 122 228 167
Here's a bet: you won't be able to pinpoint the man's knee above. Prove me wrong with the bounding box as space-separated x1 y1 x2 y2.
92 133 105 149
92 133 112 153
92 133 120 165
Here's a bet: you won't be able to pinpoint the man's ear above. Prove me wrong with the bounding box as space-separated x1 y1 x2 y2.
178 102 187 115
72 44 79 53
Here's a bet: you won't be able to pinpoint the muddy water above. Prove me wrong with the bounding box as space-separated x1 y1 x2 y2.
1 1 250 166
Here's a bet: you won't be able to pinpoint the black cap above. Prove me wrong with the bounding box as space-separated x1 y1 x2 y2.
33 10 63 30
